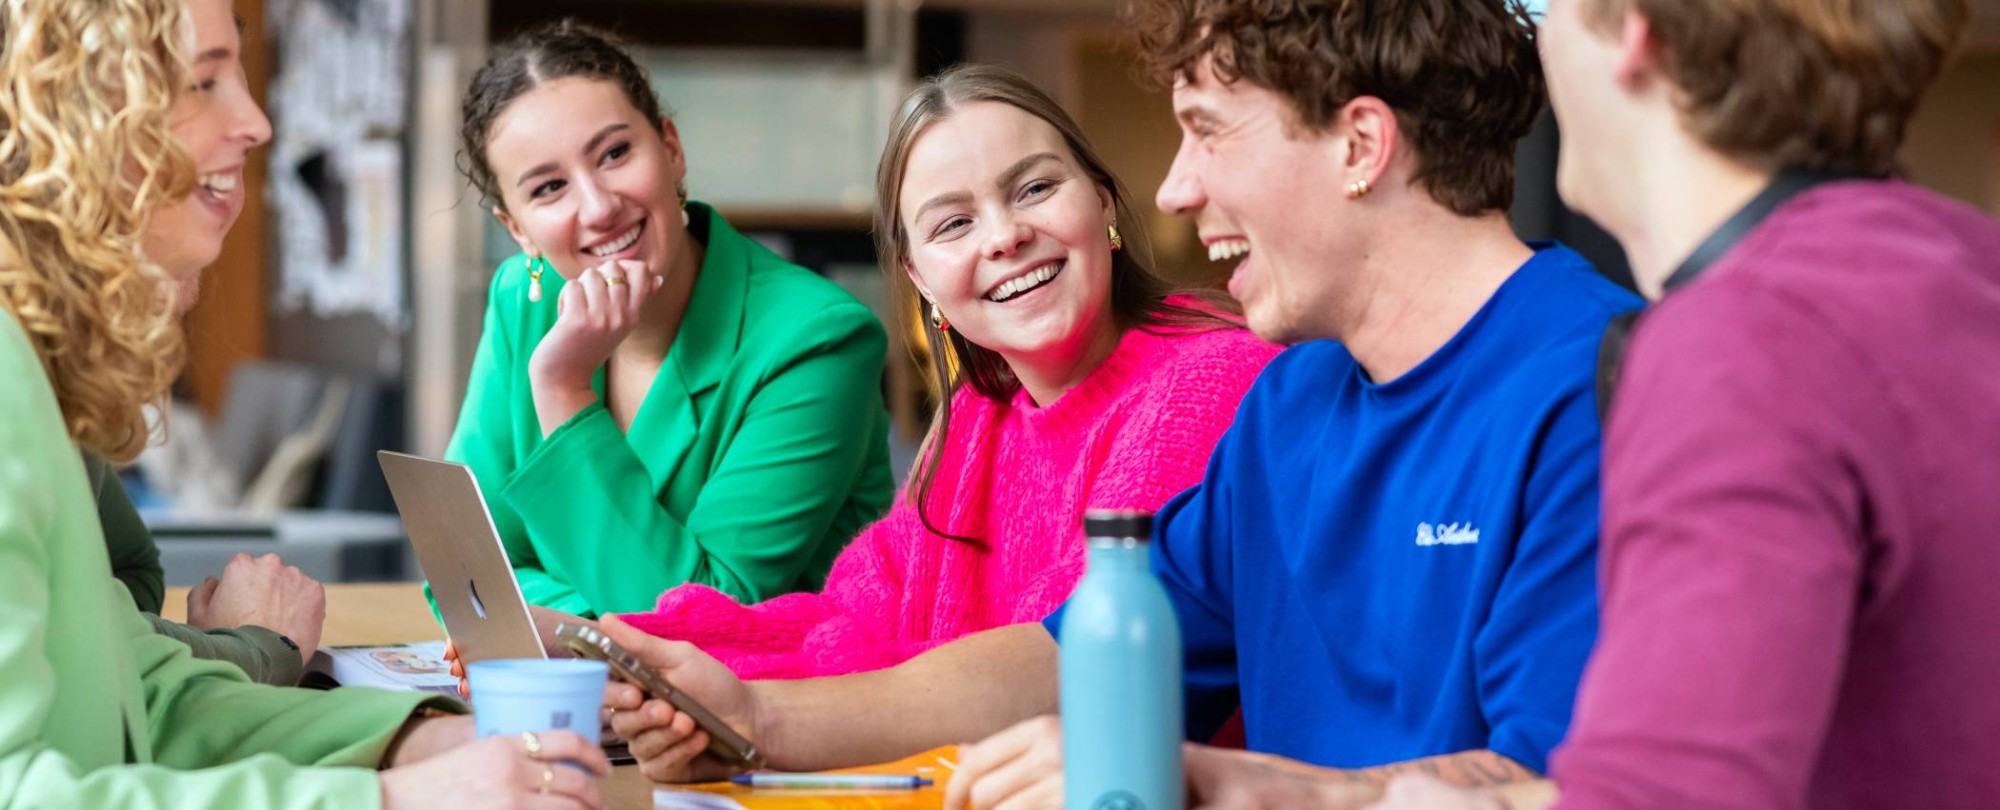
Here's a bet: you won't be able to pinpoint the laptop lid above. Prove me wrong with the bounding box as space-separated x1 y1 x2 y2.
376 450 546 663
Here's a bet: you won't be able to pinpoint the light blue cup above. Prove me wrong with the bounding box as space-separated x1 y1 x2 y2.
467 659 610 758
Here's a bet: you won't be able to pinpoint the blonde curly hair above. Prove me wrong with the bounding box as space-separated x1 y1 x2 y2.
0 0 196 462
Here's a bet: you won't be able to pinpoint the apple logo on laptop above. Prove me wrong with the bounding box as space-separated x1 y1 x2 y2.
467 577 488 620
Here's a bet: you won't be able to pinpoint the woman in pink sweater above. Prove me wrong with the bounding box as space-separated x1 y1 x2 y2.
616 65 1277 680
444 65 1275 688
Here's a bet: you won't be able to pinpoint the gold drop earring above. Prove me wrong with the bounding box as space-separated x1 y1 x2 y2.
1108 222 1124 252
527 254 548 302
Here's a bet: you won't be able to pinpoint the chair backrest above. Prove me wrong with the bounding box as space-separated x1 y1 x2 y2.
239 377 352 514
316 375 404 513
214 362 330 494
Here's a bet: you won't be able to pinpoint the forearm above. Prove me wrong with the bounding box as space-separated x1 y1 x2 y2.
381 715 475 768
528 374 596 439
1296 748 1544 808
1491 779 1559 810
754 623 1058 771
1335 749 1539 791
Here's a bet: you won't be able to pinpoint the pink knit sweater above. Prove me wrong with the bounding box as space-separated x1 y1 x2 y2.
618 320 1279 679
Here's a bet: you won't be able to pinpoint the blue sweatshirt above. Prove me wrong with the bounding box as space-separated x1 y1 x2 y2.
1048 244 1640 773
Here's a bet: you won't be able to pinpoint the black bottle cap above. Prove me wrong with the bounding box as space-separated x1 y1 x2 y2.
1083 509 1153 540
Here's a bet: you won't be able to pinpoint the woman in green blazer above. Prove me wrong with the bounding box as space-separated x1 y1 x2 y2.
0 2 606 806
449 22 895 617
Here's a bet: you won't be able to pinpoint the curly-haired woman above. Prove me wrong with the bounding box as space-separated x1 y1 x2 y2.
0 0 607 806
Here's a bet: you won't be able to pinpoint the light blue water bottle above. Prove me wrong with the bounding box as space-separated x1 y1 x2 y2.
1061 509 1183 810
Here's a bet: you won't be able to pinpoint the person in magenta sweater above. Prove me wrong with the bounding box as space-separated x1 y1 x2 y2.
1369 1 2000 809
447 64 1275 689
613 65 1276 679
621 64 1276 679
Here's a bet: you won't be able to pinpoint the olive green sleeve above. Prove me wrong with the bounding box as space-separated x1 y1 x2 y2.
81 454 308 686
141 614 305 686
85 453 164 614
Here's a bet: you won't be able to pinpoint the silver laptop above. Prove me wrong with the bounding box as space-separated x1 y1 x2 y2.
377 450 546 663
374 452 637 762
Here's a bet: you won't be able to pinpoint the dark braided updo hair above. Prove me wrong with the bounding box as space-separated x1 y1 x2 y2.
458 20 667 210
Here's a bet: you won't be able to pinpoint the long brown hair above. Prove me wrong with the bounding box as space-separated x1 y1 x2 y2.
874 63 1238 544
0 0 195 462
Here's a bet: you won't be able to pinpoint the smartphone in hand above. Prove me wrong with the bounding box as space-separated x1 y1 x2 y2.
554 623 768 771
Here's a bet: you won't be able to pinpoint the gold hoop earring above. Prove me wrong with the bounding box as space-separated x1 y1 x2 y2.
526 254 547 302
929 302 950 332
1108 223 1124 252
677 179 691 226
1346 179 1373 200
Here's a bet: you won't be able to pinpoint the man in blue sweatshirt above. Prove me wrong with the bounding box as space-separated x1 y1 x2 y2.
596 1 1640 806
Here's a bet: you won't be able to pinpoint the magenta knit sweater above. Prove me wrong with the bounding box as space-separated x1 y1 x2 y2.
617 322 1279 679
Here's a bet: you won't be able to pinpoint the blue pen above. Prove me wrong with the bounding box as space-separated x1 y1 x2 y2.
728 773 933 790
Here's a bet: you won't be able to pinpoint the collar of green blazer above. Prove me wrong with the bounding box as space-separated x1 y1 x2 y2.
1594 167 1868 423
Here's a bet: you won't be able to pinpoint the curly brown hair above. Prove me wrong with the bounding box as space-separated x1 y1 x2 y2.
1585 0 1967 175
1129 0 1544 216
0 0 195 462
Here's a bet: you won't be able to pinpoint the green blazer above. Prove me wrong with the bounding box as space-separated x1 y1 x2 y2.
447 203 894 617
0 312 452 809
88 454 306 686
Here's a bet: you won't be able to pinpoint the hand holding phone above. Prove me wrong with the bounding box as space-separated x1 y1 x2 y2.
555 622 768 771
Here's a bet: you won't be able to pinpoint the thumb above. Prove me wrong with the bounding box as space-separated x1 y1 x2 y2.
599 614 683 670
189 576 220 608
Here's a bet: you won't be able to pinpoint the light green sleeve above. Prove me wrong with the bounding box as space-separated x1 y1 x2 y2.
0 603 404 809
500 302 890 613
1 614 450 810
0 317 456 810
131 626 459 774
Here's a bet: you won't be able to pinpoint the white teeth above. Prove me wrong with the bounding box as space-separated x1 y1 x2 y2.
985 261 1064 303
588 223 642 257
1207 240 1250 262
198 172 238 194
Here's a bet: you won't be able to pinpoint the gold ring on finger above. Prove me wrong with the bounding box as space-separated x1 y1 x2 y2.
520 730 544 760
540 763 554 795
604 274 625 286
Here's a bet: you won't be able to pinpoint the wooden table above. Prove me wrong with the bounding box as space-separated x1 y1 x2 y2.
164 582 441 646
165 583 951 809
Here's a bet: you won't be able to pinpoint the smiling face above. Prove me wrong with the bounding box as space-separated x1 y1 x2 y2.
141 0 273 311
897 101 1119 369
1155 56 1354 346
483 76 686 281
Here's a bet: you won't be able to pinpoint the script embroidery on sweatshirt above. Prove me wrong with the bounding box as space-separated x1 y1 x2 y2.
1415 522 1481 547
